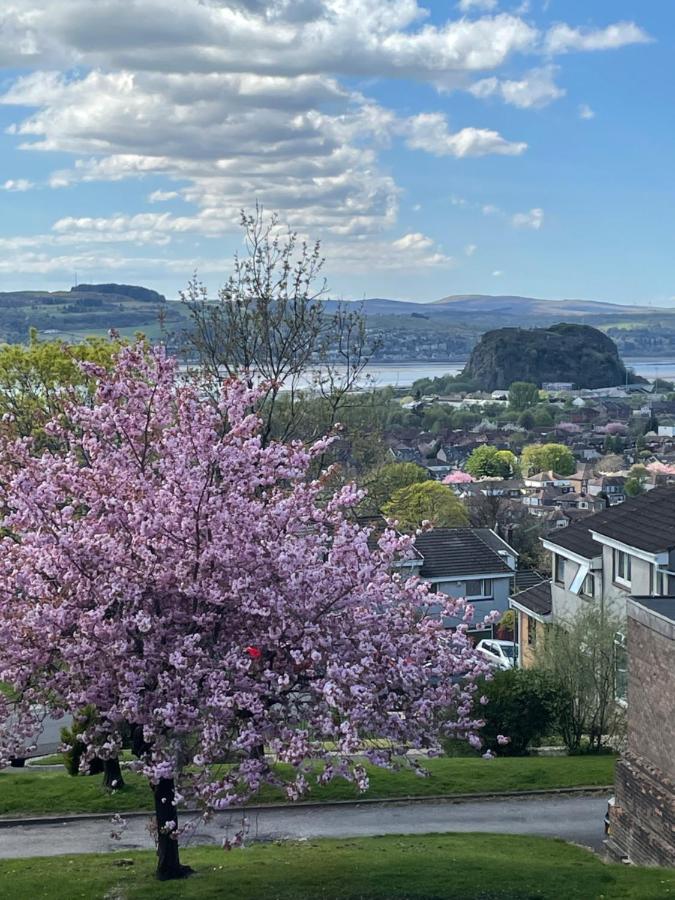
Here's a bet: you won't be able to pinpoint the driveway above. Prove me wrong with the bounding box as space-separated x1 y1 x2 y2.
0 794 609 859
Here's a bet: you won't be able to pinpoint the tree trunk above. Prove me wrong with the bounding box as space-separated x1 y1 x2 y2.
153 777 193 881
88 757 104 776
102 757 125 790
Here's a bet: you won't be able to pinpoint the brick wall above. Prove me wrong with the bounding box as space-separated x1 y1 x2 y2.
608 608 675 866
609 754 675 867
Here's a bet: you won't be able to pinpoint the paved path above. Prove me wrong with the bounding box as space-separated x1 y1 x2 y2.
0 795 609 859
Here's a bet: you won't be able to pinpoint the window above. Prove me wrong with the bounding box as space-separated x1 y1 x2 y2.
613 550 632 587
652 566 667 597
554 555 566 586
582 573 595 598
464 579 493 598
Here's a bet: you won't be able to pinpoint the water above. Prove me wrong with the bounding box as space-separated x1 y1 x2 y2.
351 357 675 389
181 358 675 390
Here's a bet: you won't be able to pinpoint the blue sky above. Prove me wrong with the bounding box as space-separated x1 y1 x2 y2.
0 1 670 305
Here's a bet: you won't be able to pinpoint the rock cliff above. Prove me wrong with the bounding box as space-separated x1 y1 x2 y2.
463 323 629 390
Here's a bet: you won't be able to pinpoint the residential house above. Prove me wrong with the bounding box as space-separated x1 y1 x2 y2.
587 474 627 506
414 527 518 638
543 485 675 623
607 596 675 868
509 581 552 667
510 486 675 665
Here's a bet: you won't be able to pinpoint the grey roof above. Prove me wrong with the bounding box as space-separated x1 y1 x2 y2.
588 485 675 553
414 528 513 579
514 568 546 591
544 514 605 559
544 485 675 558
510 580 552 618
474 528 518 559
628 596 675 624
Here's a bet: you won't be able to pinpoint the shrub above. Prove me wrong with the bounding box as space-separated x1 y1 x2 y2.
480 669 562 756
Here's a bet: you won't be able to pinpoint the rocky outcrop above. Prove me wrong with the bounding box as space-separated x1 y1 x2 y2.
463 323 629 390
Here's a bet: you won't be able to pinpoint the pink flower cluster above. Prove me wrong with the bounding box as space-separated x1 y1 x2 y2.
0 343 491 808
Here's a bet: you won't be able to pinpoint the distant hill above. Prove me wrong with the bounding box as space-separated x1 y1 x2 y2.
463 323 631 390
71 283 166 304
0 283 182 344
335 294 675 319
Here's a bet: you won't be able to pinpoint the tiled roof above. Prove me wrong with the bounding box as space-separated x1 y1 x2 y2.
510 580 552 618
474 528 518 559
587 485 675 553
414 528 513 579
514 568 546 592
545 485 675 557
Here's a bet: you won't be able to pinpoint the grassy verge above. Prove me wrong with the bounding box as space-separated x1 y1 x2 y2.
1 835 674 899
0 755 615 817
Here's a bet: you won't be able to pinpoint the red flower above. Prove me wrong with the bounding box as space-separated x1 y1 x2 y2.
245 646 262 660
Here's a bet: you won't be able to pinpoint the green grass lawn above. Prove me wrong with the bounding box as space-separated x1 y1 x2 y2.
1 834 673 899
0 755 615 817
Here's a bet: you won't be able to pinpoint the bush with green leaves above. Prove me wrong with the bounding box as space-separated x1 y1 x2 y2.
480 668 563 756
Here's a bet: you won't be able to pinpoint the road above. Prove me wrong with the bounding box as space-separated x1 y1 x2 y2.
0 795 609 859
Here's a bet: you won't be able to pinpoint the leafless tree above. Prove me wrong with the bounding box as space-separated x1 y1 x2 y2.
181 206 377 447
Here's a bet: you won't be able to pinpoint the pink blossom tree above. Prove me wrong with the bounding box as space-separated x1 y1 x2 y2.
442 470 474 485
0 345 489 881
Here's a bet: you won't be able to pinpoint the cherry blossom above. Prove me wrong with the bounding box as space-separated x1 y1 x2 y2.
0 343 490 879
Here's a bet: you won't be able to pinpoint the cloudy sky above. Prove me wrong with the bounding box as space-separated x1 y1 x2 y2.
0 1 668 303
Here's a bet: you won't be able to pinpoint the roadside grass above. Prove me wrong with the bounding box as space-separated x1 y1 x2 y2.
1 834 674 900
0 755 615 817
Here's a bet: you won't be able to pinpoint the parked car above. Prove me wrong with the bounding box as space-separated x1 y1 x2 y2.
476 639 518 670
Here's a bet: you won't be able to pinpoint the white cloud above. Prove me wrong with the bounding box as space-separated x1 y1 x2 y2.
405 113 527 157
482 203 502 216
148 189 179 203
457 0 498 12
328 231 455 272
464 243 477 256
578 103 595 120
0 2 649 279
546 21 651 55
492 269 502 276
2 178 34 191
512 207 544 229
469 65 565 109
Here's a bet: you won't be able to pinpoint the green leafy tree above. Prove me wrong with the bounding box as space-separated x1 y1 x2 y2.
532 406 554 427
465 445 520 479
382 481 468 532
509 382 540 411
0 329 122 442
535 607 626 752
521 443 576 476
361 462 429 513
518 411 535 431
625 464 648 497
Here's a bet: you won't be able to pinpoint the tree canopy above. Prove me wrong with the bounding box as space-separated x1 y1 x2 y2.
0 329 122 441
508 382 540 412
521 443 576 476
360 461 429 513
465 445 520 480
382 481 469 531
0 343 487 881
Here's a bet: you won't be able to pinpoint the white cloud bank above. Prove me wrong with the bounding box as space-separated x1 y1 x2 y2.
0 2 652 277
